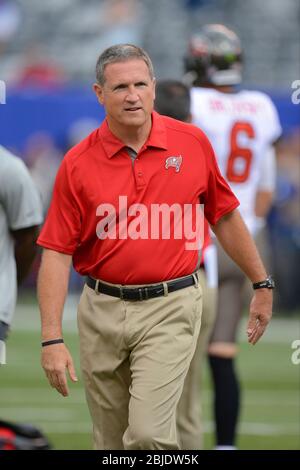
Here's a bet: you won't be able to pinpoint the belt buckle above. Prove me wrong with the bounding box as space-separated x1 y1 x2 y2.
137 287 149 301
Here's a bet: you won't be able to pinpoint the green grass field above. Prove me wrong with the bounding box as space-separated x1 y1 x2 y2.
0 293 299 450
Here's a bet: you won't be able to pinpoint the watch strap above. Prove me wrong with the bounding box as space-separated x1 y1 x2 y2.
253 276 274 290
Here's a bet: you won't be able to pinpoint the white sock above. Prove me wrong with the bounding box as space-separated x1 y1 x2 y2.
0 340 6 365
215 445 237 450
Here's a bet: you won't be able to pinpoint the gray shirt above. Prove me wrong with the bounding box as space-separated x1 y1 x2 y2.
0 146 43 324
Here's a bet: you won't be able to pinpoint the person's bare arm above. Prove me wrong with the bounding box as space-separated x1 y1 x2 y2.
37 248 77 396
212 209 272 345
12 225 40 284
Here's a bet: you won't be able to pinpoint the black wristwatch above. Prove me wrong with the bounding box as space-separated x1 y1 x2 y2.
252 275 275 290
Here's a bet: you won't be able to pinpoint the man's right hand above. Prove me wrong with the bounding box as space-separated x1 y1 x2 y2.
41 343 78 397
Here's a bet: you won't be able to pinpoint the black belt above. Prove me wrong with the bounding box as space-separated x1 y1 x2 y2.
86 273 197 301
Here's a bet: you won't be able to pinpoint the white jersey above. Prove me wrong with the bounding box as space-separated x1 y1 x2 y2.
191 88 282 234
0 146 43 326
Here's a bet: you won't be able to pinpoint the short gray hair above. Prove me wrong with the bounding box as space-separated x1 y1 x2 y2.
95 44 154 85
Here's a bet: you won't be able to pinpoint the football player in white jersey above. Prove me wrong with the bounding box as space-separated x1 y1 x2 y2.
184 24 282 449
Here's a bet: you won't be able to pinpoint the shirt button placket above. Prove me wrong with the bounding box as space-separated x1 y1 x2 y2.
134 159 146 190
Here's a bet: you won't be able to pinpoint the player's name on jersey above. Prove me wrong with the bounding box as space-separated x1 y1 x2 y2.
209 98 262 114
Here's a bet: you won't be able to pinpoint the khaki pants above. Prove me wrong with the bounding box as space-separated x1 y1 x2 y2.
177 270 217 449
77 279 202 450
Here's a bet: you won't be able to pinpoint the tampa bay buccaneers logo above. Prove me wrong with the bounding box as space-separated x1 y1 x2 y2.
165 155 183 173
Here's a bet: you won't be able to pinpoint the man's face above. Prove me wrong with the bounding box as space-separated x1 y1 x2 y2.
94 59 156 130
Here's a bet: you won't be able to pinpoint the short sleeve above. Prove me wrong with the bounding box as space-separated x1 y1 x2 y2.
200 134 240 226
0 152 43 230
37 158 81 254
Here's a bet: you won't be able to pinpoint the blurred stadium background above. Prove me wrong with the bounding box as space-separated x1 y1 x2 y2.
0 0 299 450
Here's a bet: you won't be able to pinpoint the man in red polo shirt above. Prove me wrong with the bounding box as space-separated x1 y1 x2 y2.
37 44 273 450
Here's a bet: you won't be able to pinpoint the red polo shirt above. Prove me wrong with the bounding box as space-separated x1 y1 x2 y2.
37 112 239 284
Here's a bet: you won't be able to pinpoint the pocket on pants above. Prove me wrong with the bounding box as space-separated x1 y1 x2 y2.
192 284 203 330
180 284 203 335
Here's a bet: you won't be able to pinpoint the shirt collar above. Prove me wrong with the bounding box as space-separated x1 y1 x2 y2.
98 111 168 159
